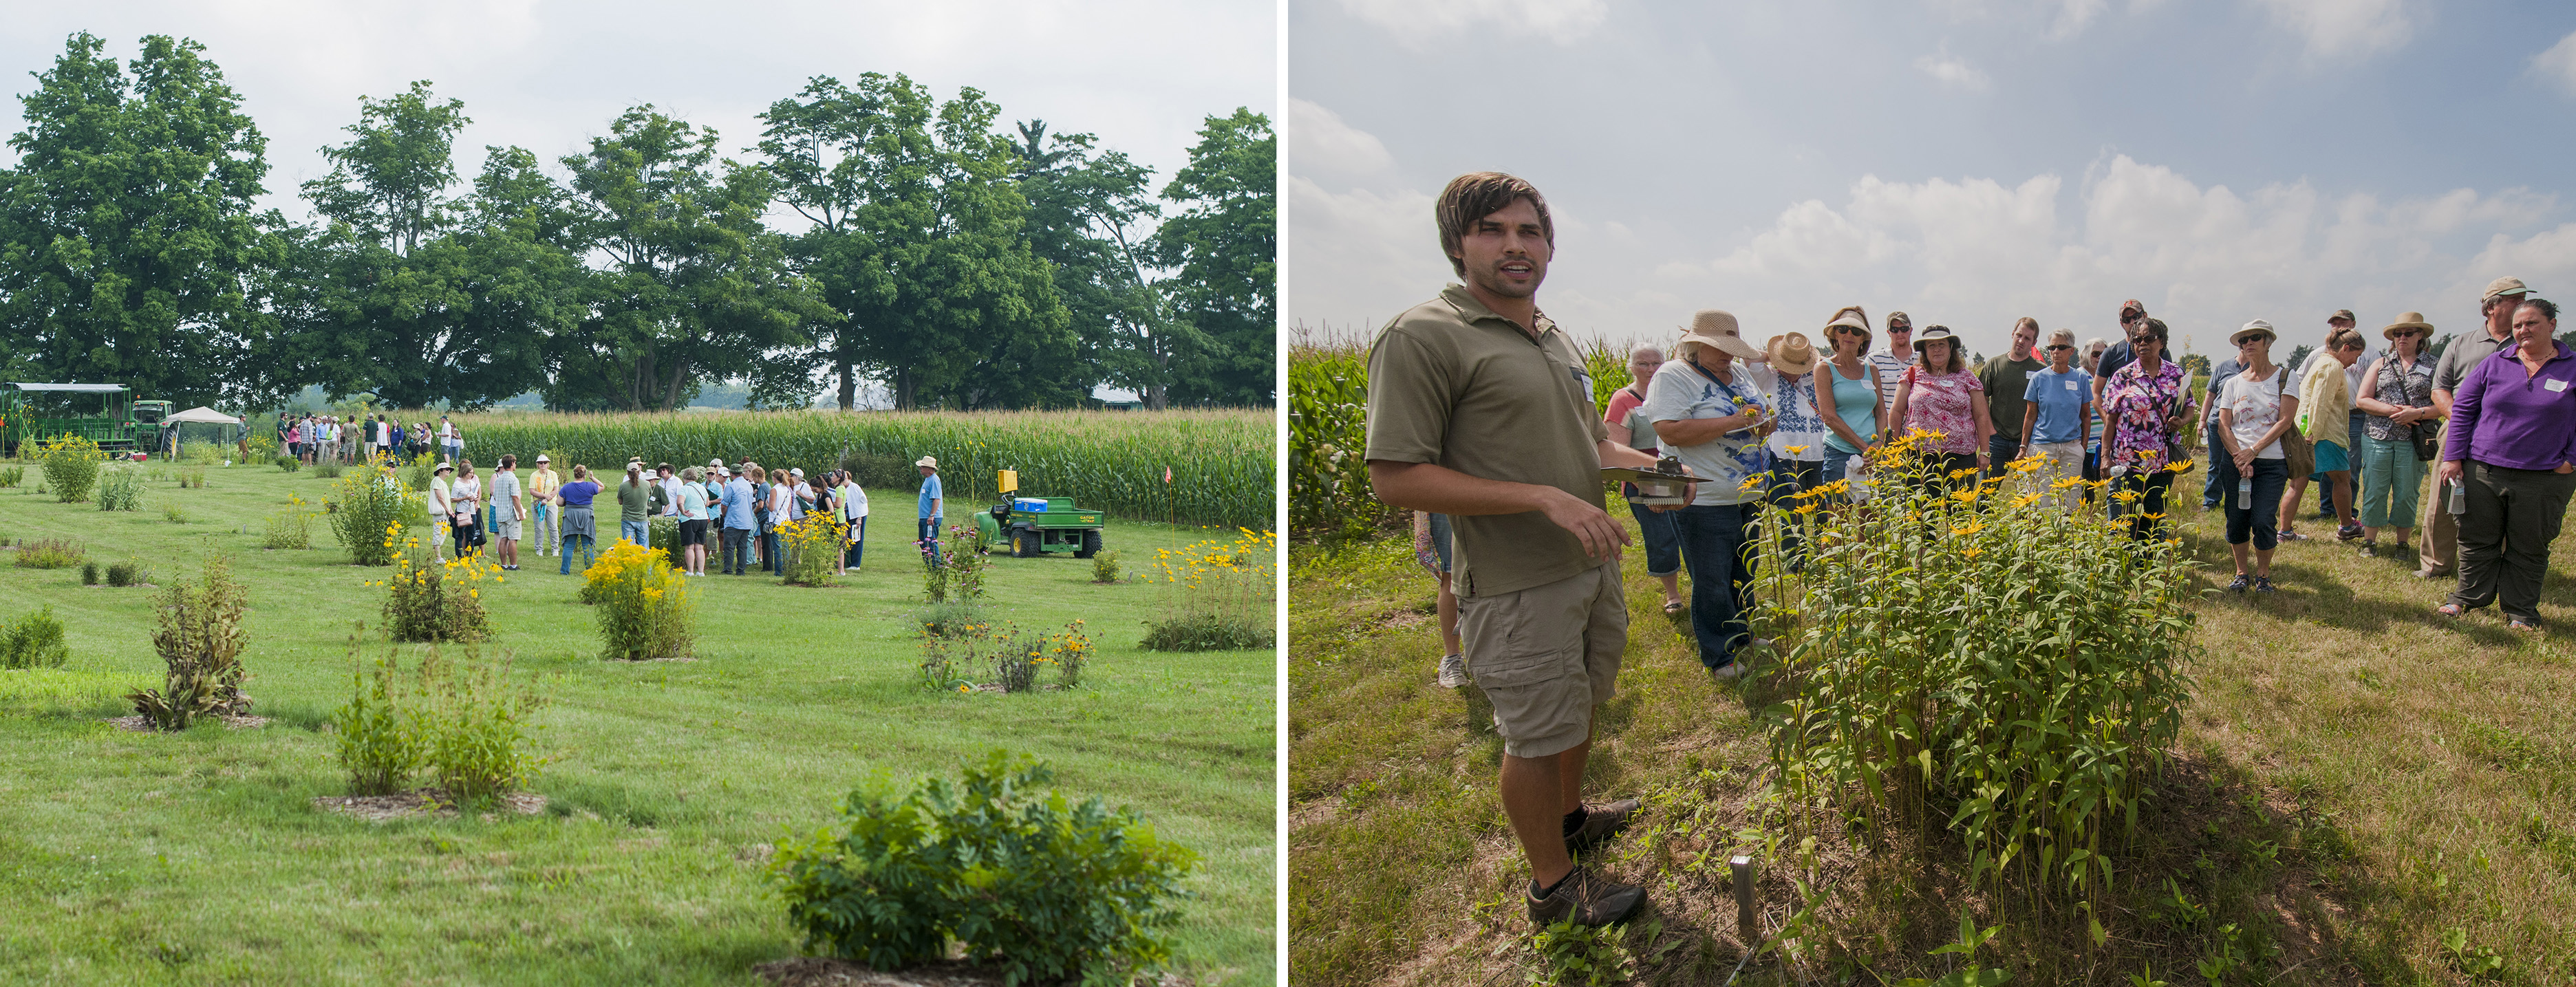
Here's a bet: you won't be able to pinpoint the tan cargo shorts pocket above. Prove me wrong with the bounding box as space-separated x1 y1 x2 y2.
1459 570 1602 759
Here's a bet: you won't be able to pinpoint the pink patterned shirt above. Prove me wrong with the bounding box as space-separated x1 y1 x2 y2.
1902 367 1984 455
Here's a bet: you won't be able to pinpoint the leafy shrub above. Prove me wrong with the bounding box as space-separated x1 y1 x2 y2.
331 639 547 802
333 645 418 796
36 434 103 503
105 561 149 587
162 501 189 524
95 467 144 511
1090 547 1121 583
769 751 1196 984
1748 431 2198 920
369 539 496 643
175 466 207 488
329 468 417 565
14 538 84 570
1139 528 1276 652
129 551 253 730
582 541 694 661
0 464 23 487
81 561 99 586
264 495 314 550
400 457 433 492
275 455 301 472
311 461 343 479
920 521 991 604
0 607 71 669
777 511 845 587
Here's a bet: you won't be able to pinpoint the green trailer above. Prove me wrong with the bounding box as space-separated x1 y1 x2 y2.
992 497 1105 558
0 383 164 455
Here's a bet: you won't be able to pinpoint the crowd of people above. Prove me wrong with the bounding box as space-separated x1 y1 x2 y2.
1360 171 2576 930
400 451 981 580
279 412 466 466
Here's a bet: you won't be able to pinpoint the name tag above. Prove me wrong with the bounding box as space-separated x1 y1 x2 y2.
2551 379 2570 393
2065 381 2079 391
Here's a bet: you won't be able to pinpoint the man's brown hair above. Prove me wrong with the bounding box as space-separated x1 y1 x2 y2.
1435 172 1553 276
2326 328 2367 351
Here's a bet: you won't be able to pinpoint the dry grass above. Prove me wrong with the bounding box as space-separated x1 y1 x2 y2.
1290 488 2576 985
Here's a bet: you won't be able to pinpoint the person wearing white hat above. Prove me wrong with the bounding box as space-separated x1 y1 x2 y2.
426 462 455 561
2215 321 2299 592
2354 313 2437 556
2419 276 2533 578
1643 309 1774 682
528 454 560 556
915 456 944 569
1364 172 1678 929
1890 325 1996 482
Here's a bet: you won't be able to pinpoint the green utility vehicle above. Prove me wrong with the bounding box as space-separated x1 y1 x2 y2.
0 383 168 455
991 497 1105 558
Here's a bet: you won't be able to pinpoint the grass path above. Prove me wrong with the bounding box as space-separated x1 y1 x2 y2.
1289 488 2576 985
0 464 1273 986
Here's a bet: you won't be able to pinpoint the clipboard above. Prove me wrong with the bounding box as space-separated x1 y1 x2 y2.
1602 466 1700 506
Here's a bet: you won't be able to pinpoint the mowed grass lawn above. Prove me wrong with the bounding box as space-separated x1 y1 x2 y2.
0 464 1273 986
1291 485 2576 985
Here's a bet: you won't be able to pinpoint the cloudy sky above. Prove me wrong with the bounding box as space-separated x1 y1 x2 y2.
1290 0 2576 360
0 0 1276 228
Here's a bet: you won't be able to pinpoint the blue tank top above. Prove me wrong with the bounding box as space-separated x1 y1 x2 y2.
1824 360 1878 454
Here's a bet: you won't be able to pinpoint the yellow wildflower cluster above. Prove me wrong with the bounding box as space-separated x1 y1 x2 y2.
365 525 499 642
586 541 695 661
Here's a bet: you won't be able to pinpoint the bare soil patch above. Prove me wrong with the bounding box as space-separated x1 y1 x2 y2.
311 788 547 822
753 958 1193 987
105 714 268 732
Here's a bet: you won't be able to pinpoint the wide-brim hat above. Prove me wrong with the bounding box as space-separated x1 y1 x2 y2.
2483 276 2531 303
2229 320 2277 347
1767 332 1820 376
914 455 938 469
1675 309 1763 360
1911 325 1962 353
2381 312 2434 340
435 462 454 474
534 454 550 462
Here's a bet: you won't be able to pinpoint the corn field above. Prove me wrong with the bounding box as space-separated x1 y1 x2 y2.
444 409 1272 528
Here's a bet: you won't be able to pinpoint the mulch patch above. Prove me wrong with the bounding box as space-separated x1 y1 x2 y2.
105 714 268 732
312 789 548 823
753 958 1192 987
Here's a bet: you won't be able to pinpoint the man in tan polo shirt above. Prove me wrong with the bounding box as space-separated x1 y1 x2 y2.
1366 172 1679 928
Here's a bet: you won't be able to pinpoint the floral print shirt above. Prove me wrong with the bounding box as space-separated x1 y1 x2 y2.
1902 367 1984 455
2103 358 2193 471
1641 358 1774 506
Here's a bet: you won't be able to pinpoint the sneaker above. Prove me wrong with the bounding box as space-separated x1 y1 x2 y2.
1525 866 1646 927
2254 576 2276 594
2277 530 2306 542
1710 661 1745 682
1436 653 1468 689
2359 543 2376 558
2227 573 2250 594
1565 799 1642 856
2337 524 2363 542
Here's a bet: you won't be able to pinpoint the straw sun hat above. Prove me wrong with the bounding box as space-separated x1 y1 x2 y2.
1766 332 1819 376
2381 312 2434 341
2229 320 2277 347
1675 309 1763 361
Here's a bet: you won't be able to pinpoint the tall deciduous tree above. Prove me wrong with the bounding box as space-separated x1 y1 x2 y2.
760 74 1071 410
1012 122 1201 410
1151 108 1275 406
0 34 284 406
551 106 833 411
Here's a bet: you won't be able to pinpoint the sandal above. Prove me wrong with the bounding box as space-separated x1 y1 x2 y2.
2435 603 2465 618
2509 616 2544 632
1662 599 1686 616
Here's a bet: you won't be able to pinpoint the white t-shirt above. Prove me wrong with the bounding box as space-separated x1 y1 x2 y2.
428 475 453 514
439 421 457 442
449 475 481 520
1640 357 1774 506
658 475 685 516
1745 362 1829 462
2220 367 2293 460
840 482 868 519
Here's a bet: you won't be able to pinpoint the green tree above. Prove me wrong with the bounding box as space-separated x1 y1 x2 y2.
552 106 834 411
1012 122 1203 410
1150 108 1275 406
0 34 285 406
759 74 1071 410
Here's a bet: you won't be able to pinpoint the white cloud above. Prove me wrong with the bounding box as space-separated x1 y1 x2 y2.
2249 0 2414 59
1288 98 1391 177
2533 30 2576 98
1914 49 1993 91
1334 0 1607 47
1285 155 2570 357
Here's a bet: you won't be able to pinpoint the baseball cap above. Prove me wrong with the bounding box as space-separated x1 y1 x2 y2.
2483 276 2531 303
2328 309 2355 324
1886 311 1911 328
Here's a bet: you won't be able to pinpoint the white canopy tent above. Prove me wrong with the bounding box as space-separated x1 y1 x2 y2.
160 406 245 453
166 406 242 426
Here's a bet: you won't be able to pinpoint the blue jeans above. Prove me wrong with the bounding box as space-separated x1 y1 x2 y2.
1986 433 2018 479
919 517 943 569
2224 458 2289 550
760 530 783 574
844 516 866 570
1822 446 1860 486
1769 459 1823 569
2202 421 2235 507
558 534 594 575
620 519 649 547
1673 503 1758 669
1622 500 1680 578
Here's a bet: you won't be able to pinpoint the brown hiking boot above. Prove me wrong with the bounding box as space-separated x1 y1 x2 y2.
1526 865 1646 926
1565 798 1642 856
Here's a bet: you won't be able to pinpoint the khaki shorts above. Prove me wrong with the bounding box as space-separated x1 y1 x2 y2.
493 519 521 541
1458 562 1627 759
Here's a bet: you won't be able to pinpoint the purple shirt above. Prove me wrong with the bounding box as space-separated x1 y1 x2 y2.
2445 341 2576 472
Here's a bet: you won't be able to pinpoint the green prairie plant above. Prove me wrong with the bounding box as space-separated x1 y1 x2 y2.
36 433 103 503
0 606 71 669
13 537 84 570
175 466 208 488
95 466 144 511
80 561 99 585
580 541 694 662
1747 429 2199 935
162 501 189 524
776 511 844 587
328 467 417 566
105 561 149 587
1139 528 1276 652
178 440 222 466
264 495 314 550
330 638 546 802
333 640 420 796
128 550 253 730
0 464 23 486
1089 547 1121 583
768 750 1196 986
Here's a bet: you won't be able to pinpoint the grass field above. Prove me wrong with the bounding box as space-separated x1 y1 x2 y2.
0 464 1274 986
1289 488 2576 985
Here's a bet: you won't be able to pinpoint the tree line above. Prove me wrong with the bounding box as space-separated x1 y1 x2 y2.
0 34 1276 412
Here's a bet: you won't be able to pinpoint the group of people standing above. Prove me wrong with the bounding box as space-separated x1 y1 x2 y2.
281 412 464 466
1361 171 2576 931
418 453 883 578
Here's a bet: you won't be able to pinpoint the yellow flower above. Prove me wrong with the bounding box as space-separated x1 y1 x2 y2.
1962 547 1984 558
1949 488 1982 504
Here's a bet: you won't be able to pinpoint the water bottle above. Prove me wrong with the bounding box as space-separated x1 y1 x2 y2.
2450 479 2467 515
2236 477 2252 510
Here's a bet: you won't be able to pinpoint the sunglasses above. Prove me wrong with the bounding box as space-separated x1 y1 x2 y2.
2046 343 2074 351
